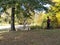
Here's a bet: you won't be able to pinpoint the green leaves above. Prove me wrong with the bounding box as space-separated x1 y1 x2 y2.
0 0 53 23
0 0 53 14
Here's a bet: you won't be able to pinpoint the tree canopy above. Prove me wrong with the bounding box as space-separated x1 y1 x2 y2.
0 0 55 30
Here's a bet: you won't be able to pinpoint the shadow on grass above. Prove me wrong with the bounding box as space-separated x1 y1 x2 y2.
0 29 60 45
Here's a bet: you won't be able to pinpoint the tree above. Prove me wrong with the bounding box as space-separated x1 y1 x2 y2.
0 0 53 31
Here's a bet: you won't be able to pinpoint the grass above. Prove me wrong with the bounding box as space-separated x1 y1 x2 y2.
0 29 60 45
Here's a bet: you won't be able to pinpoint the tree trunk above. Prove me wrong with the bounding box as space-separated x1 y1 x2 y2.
23 19 26 29
11 7 15 31
23 18 27 30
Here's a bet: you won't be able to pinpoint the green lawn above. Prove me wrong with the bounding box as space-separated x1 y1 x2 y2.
0 29 60 45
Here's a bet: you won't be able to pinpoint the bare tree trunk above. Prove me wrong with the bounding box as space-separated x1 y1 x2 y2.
23 18 27 30
11 7 15 31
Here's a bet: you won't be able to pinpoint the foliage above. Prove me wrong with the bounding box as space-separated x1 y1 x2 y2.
1 0 58 30
30 25 41 30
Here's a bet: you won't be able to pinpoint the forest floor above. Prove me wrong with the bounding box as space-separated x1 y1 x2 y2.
0 29 60 45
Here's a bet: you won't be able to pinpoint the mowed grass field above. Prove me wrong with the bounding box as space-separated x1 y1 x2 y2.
0 29 60 45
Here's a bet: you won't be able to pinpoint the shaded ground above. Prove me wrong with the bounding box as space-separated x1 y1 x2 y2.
0 29 60 45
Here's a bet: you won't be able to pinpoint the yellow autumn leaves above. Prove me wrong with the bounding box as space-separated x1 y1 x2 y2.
52 0 60 2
